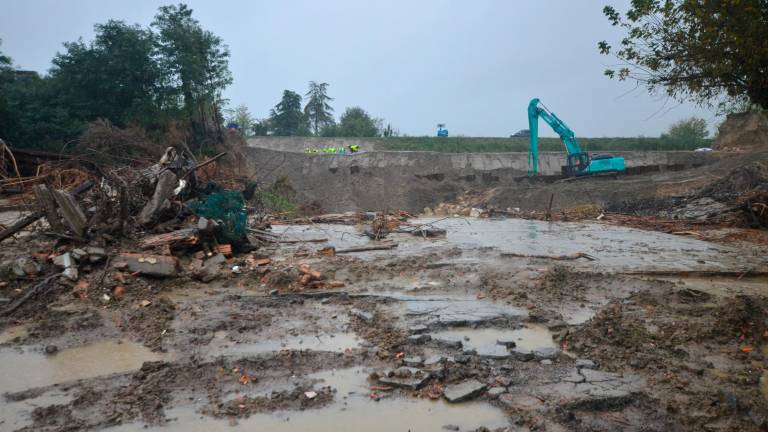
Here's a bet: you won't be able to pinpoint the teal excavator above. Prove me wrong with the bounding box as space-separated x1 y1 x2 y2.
527 98 625 177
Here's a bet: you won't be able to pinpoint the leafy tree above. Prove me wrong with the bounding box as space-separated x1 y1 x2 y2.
303 81 334 135
661 117 709 146
337 107 380 137
152 4 232 145
0 39 18 141
269 90 305 136
251 119 271 136
50 20 159 126
599 1 768 109
225 104 255 137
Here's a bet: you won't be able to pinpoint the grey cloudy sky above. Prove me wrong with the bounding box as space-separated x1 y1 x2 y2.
1 0 717 137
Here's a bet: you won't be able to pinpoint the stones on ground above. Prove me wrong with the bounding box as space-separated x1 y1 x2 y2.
496 336 517 348
85 247 107 263
536 368 644 409
114 253 179 278
408 334 432 344
195 253 226 282
405 297 527 326
540 359 553 365
53 253 74 269
62 267 79 281
442 425 460 431
575 359 596 369
476 345 511 359
444 379 487 403
499 393 546 412
533 347 560 360
377 367 430 390
12 257 41 277
487 387 506 398
403 356 423 367
351 308 374 323
71 248 88 261
424 355 446 367
409 324 428 334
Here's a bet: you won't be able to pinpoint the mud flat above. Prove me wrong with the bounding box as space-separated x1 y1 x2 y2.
1 215 766 431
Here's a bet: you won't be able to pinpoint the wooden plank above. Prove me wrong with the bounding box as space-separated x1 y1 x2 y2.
33 184 65 233
139 228 199 249
51 190 87 237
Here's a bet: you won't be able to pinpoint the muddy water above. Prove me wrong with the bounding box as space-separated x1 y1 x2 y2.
431 324 556 354
0 389 72 430
113 368 510 431
0 339 170 393
204 332 361 358
277 218 766 272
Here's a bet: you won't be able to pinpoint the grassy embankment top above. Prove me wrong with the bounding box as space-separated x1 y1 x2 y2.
374 136 711 153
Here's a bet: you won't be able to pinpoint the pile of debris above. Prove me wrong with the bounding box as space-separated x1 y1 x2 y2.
0 144 271 315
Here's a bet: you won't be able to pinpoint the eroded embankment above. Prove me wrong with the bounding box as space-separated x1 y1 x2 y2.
245 145 725 213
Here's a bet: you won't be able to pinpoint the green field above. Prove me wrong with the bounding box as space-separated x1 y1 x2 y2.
376 136 712 153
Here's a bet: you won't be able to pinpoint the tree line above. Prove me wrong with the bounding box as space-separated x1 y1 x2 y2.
226 82 398 138
0 4 231 152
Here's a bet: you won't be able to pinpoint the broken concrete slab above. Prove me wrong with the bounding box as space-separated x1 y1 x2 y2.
33 184 65 233
499 394 546 412
53 253 74 269
408 334 432 344
71 248 87 261
403 356 423 367
86 247 107 263
113 253 179 278
475 345 512 359
409 324 429 334
444 379 487 403
487 387 506 398
195 253 226 282
536 368 644 409
351 309 374 323
377 367 430 390
533 347 560 360
424 355 446 367
405 296 527 326
575 359 596 369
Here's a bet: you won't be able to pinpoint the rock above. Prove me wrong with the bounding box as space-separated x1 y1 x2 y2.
496 337 517 348
62 267 79 281
409 324 429 334
71 248 88 261
269 289 279 296
195 253 226 282
403 356 423 367
442 425 459 431
44 345 59 355
487 387 506 398
476 345 511 359
540 359 553 365
411 227 447 238
533 347 560 360
113 253 180 278
351 309 374 323
424 355 446 367
408 334 432 344
432 336 462 349
12 257 41 277
85 247 107 263
575 359 596 369
499 394 546 412
444 379 487 403
469 208 482 218
511 350 535 361
377 367 430 390
453 354 471 364
536 368 644 409
53 253 75 269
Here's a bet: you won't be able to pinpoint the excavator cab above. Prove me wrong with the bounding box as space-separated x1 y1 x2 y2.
563 152 590 176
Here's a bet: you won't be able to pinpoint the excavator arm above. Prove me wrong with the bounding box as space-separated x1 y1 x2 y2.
527 98 583 175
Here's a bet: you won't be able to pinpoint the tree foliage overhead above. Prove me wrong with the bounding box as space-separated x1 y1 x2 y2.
303 81 334 135
269 90 307 136
599 0 768 109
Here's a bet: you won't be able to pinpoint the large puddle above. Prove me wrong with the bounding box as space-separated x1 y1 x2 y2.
0 339 170 393
204 331 361 358
275 218 766 272
110 368 510 431
431 324 556 357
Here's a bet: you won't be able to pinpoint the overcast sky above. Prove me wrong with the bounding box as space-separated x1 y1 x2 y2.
0 1 718 137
